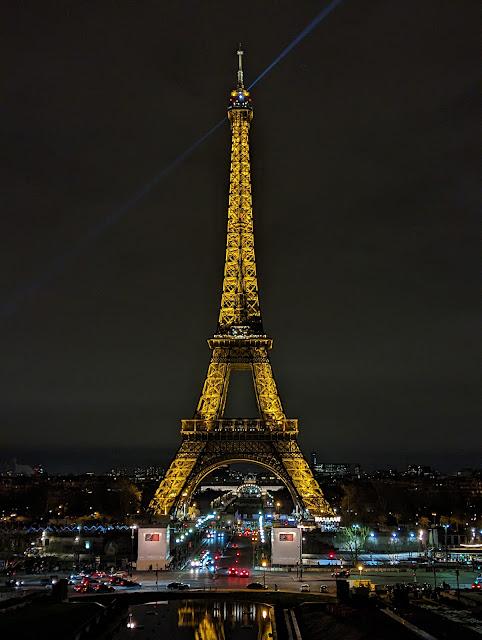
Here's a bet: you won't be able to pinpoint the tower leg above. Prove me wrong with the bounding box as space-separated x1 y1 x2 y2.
149 440 205 516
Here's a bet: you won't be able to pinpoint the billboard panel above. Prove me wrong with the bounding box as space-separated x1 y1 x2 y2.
271 527 299 566
136 526 170 571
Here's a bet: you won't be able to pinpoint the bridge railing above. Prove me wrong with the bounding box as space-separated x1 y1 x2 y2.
181 418 298 435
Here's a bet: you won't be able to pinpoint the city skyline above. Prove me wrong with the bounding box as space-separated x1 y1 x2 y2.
1 2 478 473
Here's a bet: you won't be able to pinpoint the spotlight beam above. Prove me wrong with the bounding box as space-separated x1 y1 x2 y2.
2 1 343 321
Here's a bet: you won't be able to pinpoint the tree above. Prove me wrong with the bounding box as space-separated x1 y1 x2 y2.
337 525 370 565
115 479 141 520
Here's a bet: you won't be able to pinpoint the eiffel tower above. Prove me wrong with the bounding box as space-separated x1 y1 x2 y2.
150 47 332 520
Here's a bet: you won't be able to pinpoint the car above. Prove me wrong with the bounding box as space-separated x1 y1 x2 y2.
110 576 123 585
70 574 83 581
74 584 94 593
319 585 328 592
228 567 238 576
300 583 310 592
331 570 350 578
95 583 115 592
239 569 250 577
166 582 190 590
81 578 100 587
5 579 23 588
471 582 482 590
118 579 141 588
247 582 267 590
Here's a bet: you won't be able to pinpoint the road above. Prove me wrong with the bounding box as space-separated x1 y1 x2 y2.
3 530 480 598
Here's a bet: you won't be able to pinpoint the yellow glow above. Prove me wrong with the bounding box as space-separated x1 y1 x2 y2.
148 62 334 520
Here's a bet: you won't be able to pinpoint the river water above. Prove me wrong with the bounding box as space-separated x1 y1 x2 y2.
112 599 274 639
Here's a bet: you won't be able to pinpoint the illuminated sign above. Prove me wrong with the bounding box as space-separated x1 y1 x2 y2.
145 533 160 542
279 533 294 542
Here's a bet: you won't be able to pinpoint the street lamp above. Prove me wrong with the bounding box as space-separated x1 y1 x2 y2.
297 525 304 582
130 525 137 577
352 524 361 565
358 565 363 583
409 532 415 559
261 559 267 588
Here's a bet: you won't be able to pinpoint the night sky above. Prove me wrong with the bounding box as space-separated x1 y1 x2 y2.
2 1 478 474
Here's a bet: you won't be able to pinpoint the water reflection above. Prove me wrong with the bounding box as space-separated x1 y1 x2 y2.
178 600 272 639
113 599 273 639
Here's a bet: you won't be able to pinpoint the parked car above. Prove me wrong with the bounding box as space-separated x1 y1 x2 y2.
300 584 310 592
166 582 190 590
246 582 267 590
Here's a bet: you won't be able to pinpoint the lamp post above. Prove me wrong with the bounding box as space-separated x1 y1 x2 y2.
455 563 460 604
358 565 363 584
409 532 415 559
298 526 304 582
352 524 360 565
74 535 79 572
261 559 267 588
130 525 137 577
443 524 449 562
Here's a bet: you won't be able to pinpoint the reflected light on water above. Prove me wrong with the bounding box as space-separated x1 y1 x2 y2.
177 600 272 639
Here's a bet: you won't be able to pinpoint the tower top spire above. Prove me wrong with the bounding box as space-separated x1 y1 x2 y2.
237 43 244 89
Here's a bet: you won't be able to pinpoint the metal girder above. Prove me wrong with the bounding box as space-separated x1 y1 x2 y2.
218 109 260 330
195 345 285 422
150 431 333 519
149 440 205 516
149 63 332 521
152 436 332 519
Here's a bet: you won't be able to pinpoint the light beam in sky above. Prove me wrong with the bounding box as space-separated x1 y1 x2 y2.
1 0 343 322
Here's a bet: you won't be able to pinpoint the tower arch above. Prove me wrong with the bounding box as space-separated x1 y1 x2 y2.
150 49 332 521
174 456 301 518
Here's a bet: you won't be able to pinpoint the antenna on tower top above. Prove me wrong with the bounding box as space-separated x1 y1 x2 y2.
237 43 244 89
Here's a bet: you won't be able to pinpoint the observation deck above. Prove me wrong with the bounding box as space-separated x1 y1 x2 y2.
181 418 298 440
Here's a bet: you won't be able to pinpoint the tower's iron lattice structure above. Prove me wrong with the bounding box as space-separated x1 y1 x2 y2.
150 48 332 519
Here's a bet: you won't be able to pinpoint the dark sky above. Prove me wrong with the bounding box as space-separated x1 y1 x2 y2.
1 1 479 474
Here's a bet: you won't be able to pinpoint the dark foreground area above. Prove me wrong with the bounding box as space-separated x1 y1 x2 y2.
1 585 481 640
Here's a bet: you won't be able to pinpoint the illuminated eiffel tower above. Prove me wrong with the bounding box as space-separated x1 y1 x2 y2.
150 47 332 520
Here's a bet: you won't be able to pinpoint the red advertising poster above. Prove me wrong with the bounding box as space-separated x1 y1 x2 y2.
279 533 294 541
145 533 160 542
